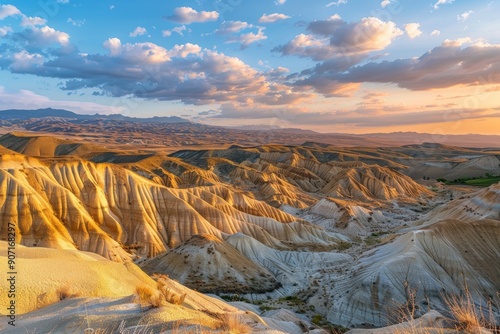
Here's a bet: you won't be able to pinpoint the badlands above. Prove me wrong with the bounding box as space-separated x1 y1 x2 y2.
0 114 499 333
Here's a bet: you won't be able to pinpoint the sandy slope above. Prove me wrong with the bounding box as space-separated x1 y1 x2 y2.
0 241 156 314
0 152 344 261
0 242 311 333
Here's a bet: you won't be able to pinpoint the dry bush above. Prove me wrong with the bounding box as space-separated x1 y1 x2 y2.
134 285 164 308
217 313 252 334
390 282 499 334
153 273 187 306
56 284 82 301
444 286 498 333
158 285 186 306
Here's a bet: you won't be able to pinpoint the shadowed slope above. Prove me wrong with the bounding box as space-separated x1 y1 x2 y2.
327 219 500 328
142 234 280 294
414 182 500 227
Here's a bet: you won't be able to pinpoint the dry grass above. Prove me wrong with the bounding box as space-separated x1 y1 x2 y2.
134 285 164 307
390 282 499 334
216 313 252 334
154 274 187 306
444 286 498 333
134 275 187 308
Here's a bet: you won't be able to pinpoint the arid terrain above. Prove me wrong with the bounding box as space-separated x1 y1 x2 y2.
0 110 499 333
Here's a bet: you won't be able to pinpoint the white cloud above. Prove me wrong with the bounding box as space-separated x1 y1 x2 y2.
5 40 309 106
22 26 70 46
458 10 474 22
110 5 115 10
129 26 147 37
404 23 422 39
20 16 47 27
225 27 267 49
67 18 85 27
0 25 12 37
215 21 253 34
103 38 171 62
275 0 286 4
277 16 403 61
172 25 187 36
0 4 21 20
380 0 391 8
103 37 122 56
166 7 219 24
10 51 44 71
326 0 347 7
169 43 202 58
259 13 291 23
162 25 188 37
441 37 472 47
431 29 441 36
433 0 454 10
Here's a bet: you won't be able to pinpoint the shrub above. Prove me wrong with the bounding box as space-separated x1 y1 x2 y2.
217 313 251 334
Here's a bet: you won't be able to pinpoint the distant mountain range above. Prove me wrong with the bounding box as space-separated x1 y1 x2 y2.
0 108 499 148
0 108 189 123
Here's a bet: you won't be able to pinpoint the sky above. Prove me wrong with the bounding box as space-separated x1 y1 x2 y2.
0 0 499 134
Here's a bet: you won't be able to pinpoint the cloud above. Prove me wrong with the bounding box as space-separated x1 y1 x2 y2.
275 0 286 4
293 76 361 97
10 51 44 71
214 100 500 128
0 86 124 115
166 7 219 24
326 0 347 7
274 34 334 61
67 18 85 27
56 0 70 3
433 0 454 10
431 29 441 36
172 25 187 36
225 27 267 49
0 26 12 37
326 17 403 52
336 41 500 90
272 16 403 97
1 36 311 107
380 0 391 8
259 13 291 23
404 23 422 39
12 25 70 47
102 38 181 62
215 21 253 34
275 16 403 60
214 22 267 49
129 26 147 37
162 25 188 37
458 10 474 22
0 4 21 20
20 16 47 27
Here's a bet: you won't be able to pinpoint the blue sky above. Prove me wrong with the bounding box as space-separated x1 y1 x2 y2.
1 0 499 134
